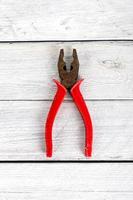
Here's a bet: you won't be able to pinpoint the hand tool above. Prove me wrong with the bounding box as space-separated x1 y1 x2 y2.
45 49 93 157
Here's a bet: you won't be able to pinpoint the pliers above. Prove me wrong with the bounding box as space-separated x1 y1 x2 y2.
45 49 93 157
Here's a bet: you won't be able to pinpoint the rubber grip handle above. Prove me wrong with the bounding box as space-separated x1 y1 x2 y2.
45 79 67 157
71 80 93 157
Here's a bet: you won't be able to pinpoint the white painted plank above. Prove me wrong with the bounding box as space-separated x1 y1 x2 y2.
0 41 133 100
0 101 133 160
0 164 133 200
0 0 133 40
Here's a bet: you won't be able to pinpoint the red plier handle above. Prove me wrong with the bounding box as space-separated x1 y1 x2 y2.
71 79 93 157
45 79 93 157
45 80 67 157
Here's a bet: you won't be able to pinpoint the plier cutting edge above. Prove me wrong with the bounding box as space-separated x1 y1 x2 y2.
45 49 93 157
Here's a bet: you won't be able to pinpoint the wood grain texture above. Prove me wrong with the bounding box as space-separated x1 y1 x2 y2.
0 41 133 100
0 0 132 198
0 164 133 199
0 100 132 160
0 0 133 41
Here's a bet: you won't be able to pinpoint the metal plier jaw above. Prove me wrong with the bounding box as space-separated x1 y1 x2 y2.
58 49 79 90
45 49 93 158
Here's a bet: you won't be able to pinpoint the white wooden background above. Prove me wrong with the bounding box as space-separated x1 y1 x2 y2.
0 163 133 200
0 0 133 41
0 0 133 199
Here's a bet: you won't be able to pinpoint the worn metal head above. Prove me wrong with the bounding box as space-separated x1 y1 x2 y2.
58 49 79 90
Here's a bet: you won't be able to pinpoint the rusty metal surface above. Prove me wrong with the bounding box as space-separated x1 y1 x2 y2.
58 49 79 90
